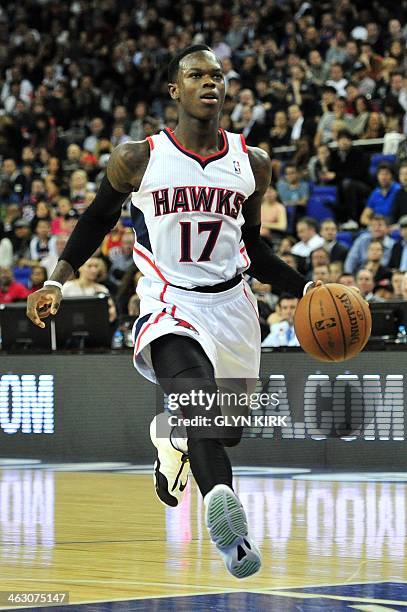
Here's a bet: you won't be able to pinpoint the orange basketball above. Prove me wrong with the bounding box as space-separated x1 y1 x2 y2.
294 283 372 362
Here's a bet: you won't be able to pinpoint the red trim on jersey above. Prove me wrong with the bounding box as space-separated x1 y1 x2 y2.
240 133 248 153
171 305 177 317
160 283 169 302
164 128 229 167
133 246 168 283
135 311 166 355
243 284 259 320
240 244 250 267
146 136 154 150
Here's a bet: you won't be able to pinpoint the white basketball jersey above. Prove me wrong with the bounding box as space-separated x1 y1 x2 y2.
131 128 256 289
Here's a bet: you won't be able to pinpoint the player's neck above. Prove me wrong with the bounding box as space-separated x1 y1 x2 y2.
173 118 221 154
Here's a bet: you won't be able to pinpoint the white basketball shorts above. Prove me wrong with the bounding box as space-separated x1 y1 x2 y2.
132 276 261 384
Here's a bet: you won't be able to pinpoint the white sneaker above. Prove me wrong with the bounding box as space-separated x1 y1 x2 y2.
204 484 261 578
150 413 190 507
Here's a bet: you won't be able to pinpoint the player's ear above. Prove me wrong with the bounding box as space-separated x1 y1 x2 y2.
168 82 179 100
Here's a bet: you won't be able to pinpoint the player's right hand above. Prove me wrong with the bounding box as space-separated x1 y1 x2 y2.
26 286 62 329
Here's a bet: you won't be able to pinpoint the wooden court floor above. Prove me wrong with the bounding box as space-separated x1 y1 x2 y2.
0 466 406 610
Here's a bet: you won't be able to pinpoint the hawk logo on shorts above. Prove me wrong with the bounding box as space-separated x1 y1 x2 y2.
174 318 199 334
233 160 241 174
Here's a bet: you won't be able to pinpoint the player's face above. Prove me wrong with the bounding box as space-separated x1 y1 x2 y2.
170 52 226 119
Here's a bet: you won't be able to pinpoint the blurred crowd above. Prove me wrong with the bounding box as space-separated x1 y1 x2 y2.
0 0 407 347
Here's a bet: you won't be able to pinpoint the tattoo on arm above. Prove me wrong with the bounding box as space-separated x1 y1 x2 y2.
107 140 150 193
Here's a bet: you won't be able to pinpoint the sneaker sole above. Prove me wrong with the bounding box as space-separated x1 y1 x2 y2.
206 487 261 578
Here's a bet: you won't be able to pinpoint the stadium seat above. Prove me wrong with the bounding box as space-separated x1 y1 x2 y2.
390 228 401 241
369 154 396 177
336 231 355 248
306 186 337 223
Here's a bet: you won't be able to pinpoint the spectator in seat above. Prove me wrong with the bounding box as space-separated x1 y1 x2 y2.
260 186 287 236
391 270 404 299
355 268 375 301
371 279 394 301
360 163 400 226
310 145 336 185
312 264 331 283
277 163 309 226
269 111 291 148
329 260 344 282
330 129 370 224
344 215 395 273
338 272 356 287
0 222 13 268
320 219 349 262
291 217 324 259
29 219 57 262
63 257 117 322
307 247 330 279
10 219 32 264
388 215 407 271
41 234 69 277
27 265 48 293
261 294 300 347
288 104 316 143
0 267 30 303
390 163 407 224
108 230 135 289
402 272 407 301
363 240 392 282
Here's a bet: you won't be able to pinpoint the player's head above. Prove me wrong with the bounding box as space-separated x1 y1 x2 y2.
168 45 225 120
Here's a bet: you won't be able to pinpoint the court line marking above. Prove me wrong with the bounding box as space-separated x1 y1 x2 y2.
262 591 407 606
264 580 407 591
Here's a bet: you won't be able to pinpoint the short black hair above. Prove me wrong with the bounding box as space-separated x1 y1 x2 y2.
297 216 319 231
167 44 213 82
337 129 353 140
277 293 298 305
377 161 394 175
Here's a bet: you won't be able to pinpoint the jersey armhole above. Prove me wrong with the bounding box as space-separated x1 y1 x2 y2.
240 133 248 154
146 136 154 151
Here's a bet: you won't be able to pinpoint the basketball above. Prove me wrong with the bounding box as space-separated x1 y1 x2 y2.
294 283 372 362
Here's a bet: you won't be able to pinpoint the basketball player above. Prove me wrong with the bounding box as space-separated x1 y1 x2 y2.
27 45 315 578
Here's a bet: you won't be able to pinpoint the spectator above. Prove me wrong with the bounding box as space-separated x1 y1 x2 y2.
251 279 277 341
29 219 57 262
314 98 352 147
320 219 349 262
291 217 325 259
363 240 392 282
402 272 407 301
269 111 291 148
0 267 30 303
70 170 92 214
260 187 287 235
277 164 309 226
288 104 315 142
27 265 48 293
51 197 73 235
392 270 404 298
338 272 356 286
0 223 13 268
309 144 335 185
391 162 407 223
108 230 135 288
41 234 69 278
360 163 400 226
330 129 371 224
372 279 394 301
115 264 142 316
388 215 407 271
355 268 375 301
361 111 386 139
329 261 344 282
312 264 331 283
261 295 300 348
10 219 32 263
344 215 395 273
326 62 348 97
